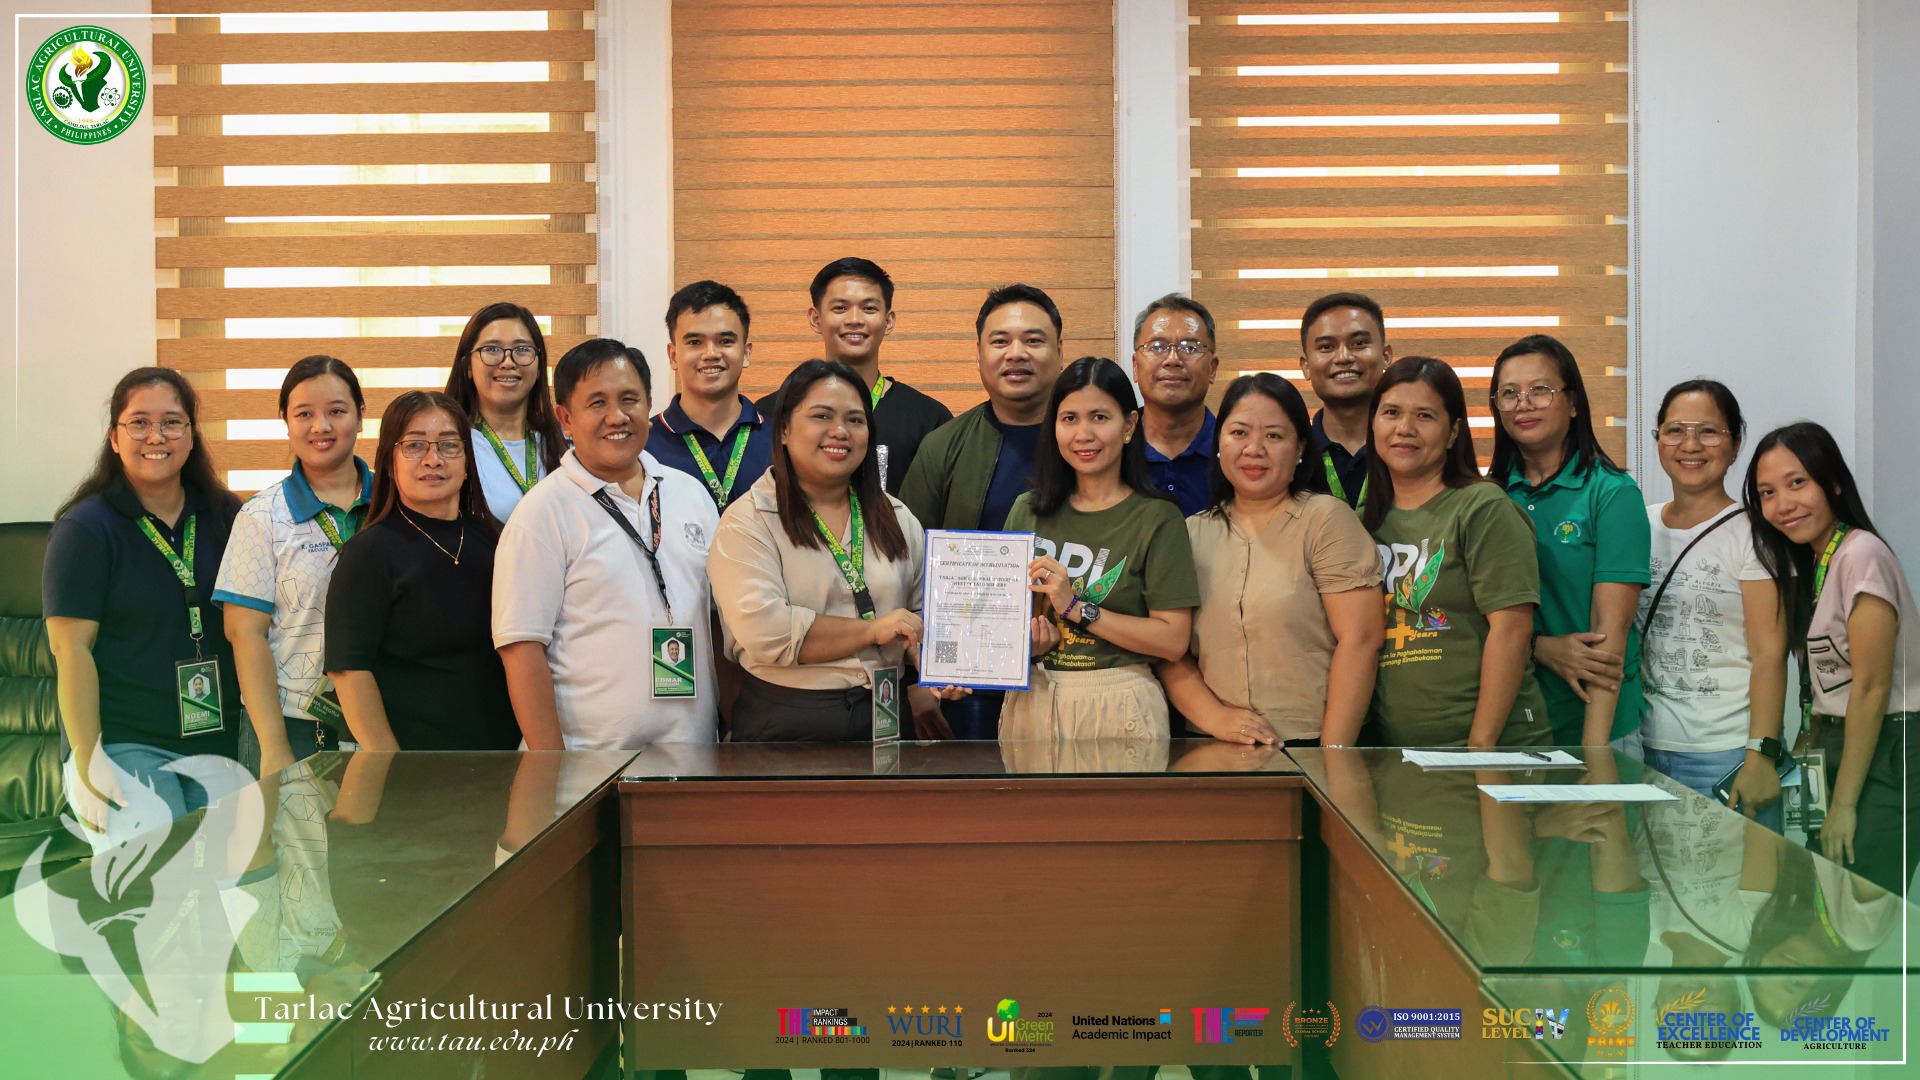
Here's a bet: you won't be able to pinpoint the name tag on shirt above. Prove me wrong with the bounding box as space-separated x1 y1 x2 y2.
871 664 901 743
304 675 346 731
652 627 697 698
176 657 225 737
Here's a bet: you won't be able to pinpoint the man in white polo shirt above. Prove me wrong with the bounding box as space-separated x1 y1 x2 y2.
494 338 719 749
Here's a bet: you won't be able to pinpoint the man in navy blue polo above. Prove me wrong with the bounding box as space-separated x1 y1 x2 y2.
1132 293 1220 517
648 280 774 511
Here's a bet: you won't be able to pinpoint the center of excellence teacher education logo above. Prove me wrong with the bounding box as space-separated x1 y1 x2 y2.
26 26 145 144
986 999 1055 1050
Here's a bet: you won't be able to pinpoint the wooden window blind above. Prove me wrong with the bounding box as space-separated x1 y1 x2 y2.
151 0 598 492
1188 1 1630 463
671 0 1116 414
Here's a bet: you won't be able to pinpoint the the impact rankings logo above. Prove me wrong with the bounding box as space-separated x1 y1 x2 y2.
25 25 146 145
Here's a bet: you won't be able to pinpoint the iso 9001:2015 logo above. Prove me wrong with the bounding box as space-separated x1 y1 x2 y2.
26 26 146 145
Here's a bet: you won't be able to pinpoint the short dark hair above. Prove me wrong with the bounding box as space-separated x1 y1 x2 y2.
1202 374 1323 517
767 359 909 562
809 257 894 309
1487 333 1618 481
665 279 752 339
1655 378 1746 447
553 338 652 408
1299 292 1387 350
279 354 364 417
1361 356 1485 531
1029 357 1164 517
975 283 1063 338
1132 293 1217 349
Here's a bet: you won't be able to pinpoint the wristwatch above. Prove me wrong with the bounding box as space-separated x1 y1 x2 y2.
1074 602 1102 629
1747 736 1784 762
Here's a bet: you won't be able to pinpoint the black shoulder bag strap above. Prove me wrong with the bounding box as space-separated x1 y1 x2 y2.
1638 508 1743 636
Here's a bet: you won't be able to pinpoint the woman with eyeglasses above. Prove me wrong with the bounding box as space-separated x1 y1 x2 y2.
324 391 518 750
44 367 244 839
1747 422 1920 893
1490 334 1651 751
1637 381 1789 828
443 302 568 522
1360 356 1550 748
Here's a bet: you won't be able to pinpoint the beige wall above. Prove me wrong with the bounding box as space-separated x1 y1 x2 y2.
2 4 154 521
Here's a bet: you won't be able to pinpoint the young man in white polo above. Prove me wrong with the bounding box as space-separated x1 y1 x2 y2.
494 338 719 749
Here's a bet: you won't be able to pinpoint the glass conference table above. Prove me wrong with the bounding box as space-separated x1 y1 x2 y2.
0 741 1912 1078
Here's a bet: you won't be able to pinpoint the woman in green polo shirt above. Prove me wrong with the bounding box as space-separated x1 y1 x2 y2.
1360 357 1551 748
1005 356 1200 742
1489 334 1651 750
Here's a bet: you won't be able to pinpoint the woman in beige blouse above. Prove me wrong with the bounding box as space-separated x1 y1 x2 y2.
708 359 932 741
1157 374 1386 744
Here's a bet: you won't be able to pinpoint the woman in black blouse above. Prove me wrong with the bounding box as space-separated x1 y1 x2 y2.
324 390 518 750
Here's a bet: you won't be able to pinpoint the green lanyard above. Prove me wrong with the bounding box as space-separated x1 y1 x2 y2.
809 492 875 620
138 514 206 646
312 505 363 550
683 428 751 509
1800 523 1853 726
1323 449 1367 506
475 418 538 494
870 376 889 411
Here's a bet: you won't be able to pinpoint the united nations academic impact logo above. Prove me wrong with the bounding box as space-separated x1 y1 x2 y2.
27 26 146 145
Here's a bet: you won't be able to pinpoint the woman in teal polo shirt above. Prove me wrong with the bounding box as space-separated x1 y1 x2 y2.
1489 334 1651 750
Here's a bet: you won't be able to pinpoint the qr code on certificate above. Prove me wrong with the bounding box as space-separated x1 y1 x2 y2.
933 640 959 665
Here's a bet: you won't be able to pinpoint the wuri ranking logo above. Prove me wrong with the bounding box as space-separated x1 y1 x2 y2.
26 27 146 145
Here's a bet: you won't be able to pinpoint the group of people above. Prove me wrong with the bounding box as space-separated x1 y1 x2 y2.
41 258 1919 892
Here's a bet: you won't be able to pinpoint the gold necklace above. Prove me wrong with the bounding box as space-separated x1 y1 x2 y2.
399 506 465 565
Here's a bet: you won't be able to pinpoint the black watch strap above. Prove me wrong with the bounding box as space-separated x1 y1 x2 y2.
1755 736 1784 762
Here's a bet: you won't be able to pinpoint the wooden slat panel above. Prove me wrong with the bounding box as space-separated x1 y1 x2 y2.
156 131 596 167
675 106 1108 136
676 56 1110 84
1191 226 1628 268
680 186 1111 213
159 334 593 371
676 236 1110 266
1190 24 1628 67
672 31 1110 60
674 134 1112 162
1191 0 1619 10
202 387 421 423
677 156 1111 186
677 83 1113 111
1214 325 1628 366
158 0 591 10
156 182 596 218
677 3 1108 31
682 257 1115 290
1200 275 1628 316
676 207 1112 239
157 233 593 268
157 283 596 319
155 81 595 117
153 30 594 66
1190 126 1628 168
1191 73 1626 113
1193 174 1626 216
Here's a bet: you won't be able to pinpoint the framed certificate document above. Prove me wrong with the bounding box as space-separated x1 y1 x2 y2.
919 529 1036 691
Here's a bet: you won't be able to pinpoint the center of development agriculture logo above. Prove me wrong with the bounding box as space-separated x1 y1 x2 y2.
27 27 145 145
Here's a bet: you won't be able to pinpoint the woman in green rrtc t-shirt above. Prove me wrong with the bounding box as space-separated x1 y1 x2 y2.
1354 357 1551 748
1489 334 1651 750
1004 357 1201 742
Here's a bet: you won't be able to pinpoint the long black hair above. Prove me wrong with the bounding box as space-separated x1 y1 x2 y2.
443 302 567 476
767 359 909 562
1487 333 1617 483
1202 373 1324 518
1742 421 1876 651
1029 356 1161 517
365 390 501 537
59 366 236 520
1360 356 1484 531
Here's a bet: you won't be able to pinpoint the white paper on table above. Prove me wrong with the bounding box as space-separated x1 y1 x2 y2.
1401 749 1585 770
1476 783 1679 803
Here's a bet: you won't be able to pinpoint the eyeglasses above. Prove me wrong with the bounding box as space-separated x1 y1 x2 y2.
118 418 191 440
1655 422 1730 447
1136 339 1210 360
473 344 538 366
1493 385 1564 412
397 438 467 461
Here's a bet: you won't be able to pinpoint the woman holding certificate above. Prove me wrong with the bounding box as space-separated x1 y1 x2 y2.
708 359 930 741
1157 374 1384 746
1005 356 1201 741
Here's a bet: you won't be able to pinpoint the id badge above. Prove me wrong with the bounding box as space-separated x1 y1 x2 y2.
176 657 225 737
651 627 698 699
1801 748 1829 832
303 676 346 731
870 664 901 743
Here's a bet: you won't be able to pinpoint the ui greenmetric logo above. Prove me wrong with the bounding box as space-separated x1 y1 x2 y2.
27 27 146 144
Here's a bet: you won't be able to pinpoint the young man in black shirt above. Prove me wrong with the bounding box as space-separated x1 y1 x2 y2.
760 257 952 494
1301 291 1394 509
